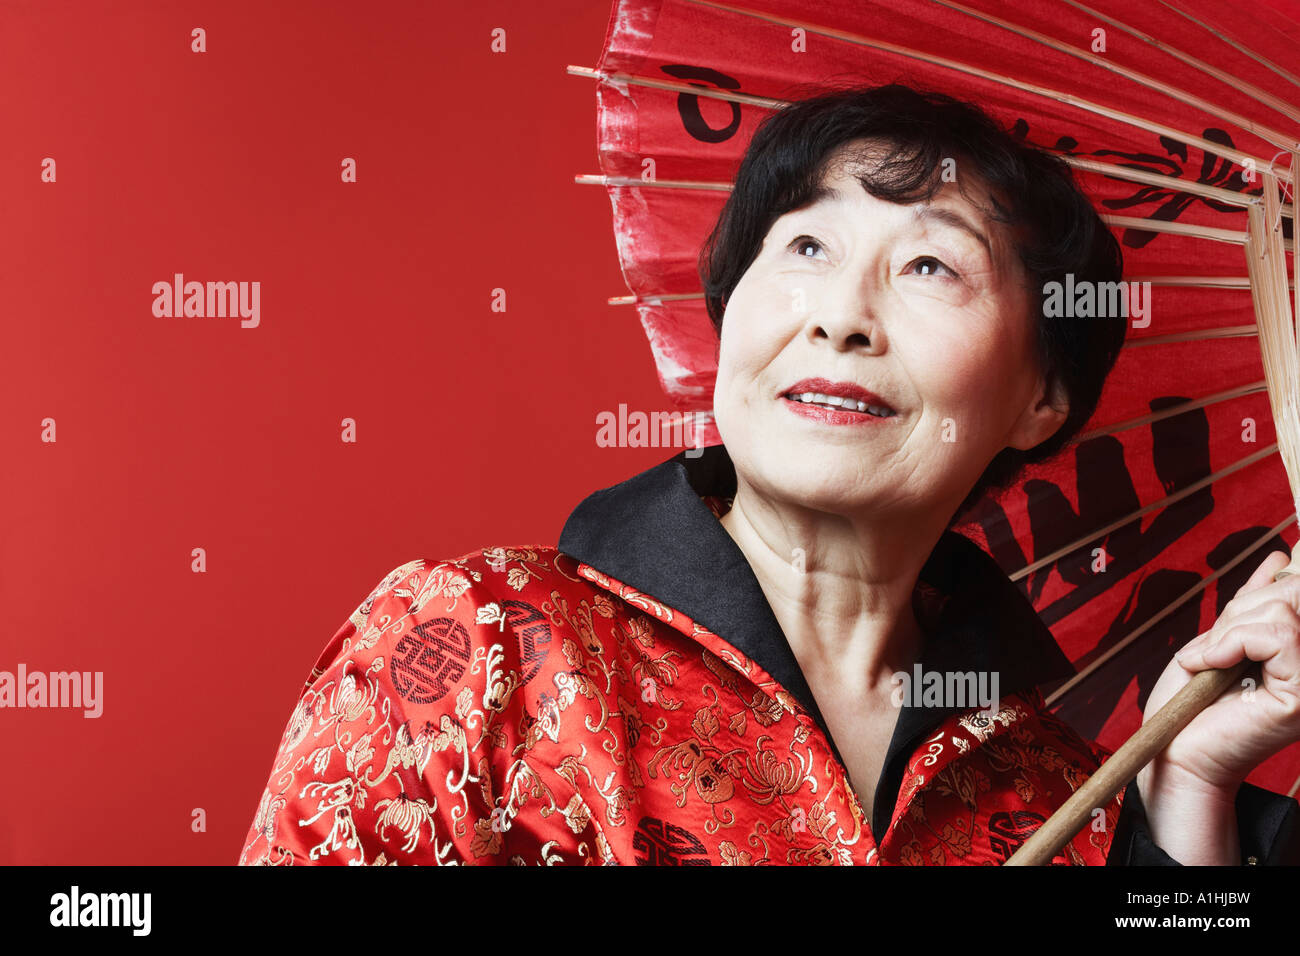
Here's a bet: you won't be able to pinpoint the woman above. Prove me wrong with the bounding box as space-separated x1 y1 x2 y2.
238 84 1300 866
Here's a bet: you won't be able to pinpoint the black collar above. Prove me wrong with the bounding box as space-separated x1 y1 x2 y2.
558 443 1076 840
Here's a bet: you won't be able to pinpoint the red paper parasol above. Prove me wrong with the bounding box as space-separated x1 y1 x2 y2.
569 0 1300 809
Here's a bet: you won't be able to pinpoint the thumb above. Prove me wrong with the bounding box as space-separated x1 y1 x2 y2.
1236 549 1292 598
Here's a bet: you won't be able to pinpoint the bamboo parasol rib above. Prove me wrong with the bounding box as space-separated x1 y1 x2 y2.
1007 163 1300 865
681 0 1296 184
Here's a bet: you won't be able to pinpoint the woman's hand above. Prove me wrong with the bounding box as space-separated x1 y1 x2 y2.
1135 548 1300 864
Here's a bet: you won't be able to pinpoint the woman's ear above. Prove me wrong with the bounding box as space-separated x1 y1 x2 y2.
1006 369 1069 451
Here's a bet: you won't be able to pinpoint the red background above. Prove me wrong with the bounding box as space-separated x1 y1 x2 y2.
6 0 1299 866
0 0 680 864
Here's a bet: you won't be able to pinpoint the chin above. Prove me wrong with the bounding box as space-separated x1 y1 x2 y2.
755 453 869 507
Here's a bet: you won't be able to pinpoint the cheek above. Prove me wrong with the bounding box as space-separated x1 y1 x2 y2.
711 316 746 428
920 348 977 403
911 332 986 404
911 325 1029 429
713 334 761 435
712 290 787 439
716 291 783 387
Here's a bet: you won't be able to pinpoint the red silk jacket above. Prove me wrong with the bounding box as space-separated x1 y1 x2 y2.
239 445 1299 865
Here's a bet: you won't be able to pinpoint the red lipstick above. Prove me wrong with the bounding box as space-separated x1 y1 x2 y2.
780 377 897 425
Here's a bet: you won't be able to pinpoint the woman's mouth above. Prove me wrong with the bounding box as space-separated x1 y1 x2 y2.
781 391 897 422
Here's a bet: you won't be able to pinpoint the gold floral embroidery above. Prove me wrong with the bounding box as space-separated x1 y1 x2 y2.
239 549 1123 867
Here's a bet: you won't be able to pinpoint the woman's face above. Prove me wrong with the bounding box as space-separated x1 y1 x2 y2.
712 139 1068 521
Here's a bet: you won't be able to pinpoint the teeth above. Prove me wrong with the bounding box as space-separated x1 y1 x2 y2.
787 392 894 416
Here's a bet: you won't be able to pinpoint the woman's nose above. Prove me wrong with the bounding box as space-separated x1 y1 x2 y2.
807 268 882 351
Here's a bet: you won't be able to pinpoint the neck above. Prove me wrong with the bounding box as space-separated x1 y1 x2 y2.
717 477 950 693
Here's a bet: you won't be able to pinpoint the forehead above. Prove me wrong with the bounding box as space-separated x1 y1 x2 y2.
813 139 1009 227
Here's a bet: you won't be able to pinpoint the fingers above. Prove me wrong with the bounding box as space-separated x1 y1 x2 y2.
1197 623 1279 669
1168 553 1298 675
1176 599 1300 674
1210 557 1300 625
1240 550 1293 594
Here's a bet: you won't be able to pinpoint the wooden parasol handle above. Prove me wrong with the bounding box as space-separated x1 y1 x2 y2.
1005 550 1300 866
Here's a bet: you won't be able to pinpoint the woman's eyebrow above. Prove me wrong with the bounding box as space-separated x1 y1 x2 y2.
910 205 992 258
795 183 841 212
801 183 994 259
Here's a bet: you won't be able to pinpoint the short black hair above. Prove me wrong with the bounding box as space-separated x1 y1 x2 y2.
698 82 1126 523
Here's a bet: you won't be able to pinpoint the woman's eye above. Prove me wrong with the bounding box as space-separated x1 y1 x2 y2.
907 256 958 279
790 236 825 258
